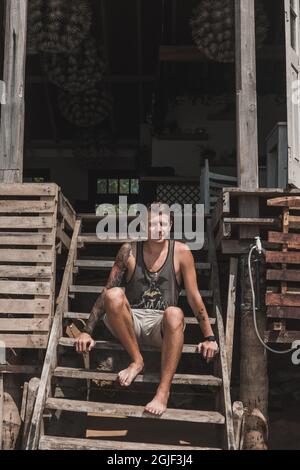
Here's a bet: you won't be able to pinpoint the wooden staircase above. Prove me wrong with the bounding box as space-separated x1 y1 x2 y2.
25 215 236 451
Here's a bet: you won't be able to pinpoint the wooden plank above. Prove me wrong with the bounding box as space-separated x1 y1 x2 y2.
39 436 219 451
0 318 50 331
267 305 300 319
232 401 245 450
267 196 300 208
22 378 40 449
0 184 57 197
20 382 29 423
59 337 199 354
26 220 82 450
0 249 52 263
63 311 216 325
78 236 145 245
58 191 76 230
56 225 71 251
266 251 300 264
0 280 51 295
75 259 211 271
0 200 55 213
0 365 41 375
53 367 222 387
0 299 50 314
0 1 28 183
0 334 48 348
264 330 300 344
0 216 53 229
0 265 52 279
226 258 238 382
215 307 236 450
68 285 212 298
225 188 300 197
266 292 300 307
224 218 278 226
268 231 300 248
45 398 225 424
288 215 300 229
0 232 53 246
235 0 259 239
267 269 300 282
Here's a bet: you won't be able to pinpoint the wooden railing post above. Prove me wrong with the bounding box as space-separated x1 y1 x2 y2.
0 0 28 183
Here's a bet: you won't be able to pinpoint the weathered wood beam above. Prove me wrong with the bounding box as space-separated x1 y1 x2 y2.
235 0 259 239
0 0 28 183
226 258 238 382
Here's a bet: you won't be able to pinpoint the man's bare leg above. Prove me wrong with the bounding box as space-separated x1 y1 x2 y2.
104 288 144 387
145 307 184 416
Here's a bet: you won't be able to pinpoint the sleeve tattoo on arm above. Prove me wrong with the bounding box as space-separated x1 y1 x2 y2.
83 243 132 335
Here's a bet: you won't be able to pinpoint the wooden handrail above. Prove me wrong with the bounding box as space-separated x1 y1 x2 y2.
26 219 81 450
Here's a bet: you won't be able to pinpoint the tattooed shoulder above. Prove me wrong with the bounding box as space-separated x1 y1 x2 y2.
116 242 133 267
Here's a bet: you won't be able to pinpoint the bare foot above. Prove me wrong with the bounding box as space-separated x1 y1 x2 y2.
144 391 170 416
118 361 144 387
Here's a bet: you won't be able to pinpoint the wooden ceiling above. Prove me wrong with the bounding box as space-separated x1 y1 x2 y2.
0 0 287 147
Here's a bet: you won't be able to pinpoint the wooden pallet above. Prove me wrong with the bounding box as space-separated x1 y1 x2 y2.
24 218 236 450
265 196 300 344
0 184 59 350
0 183 76 350
211 188 300 253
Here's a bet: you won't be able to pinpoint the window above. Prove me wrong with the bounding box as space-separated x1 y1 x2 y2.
96 178 140 196
23 169 50 183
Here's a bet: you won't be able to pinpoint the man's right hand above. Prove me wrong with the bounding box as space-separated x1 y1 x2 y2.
75 333 95 353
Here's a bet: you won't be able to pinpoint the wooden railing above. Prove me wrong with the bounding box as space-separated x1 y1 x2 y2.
26 219 81 449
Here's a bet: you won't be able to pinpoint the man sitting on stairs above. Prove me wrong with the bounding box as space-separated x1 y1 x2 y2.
75 202 219 416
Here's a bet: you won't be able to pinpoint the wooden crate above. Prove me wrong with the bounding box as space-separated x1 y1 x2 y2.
265 196 300 344
211 188 300 254
0 183 59 349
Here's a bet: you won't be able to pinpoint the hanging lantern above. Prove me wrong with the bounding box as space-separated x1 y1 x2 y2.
190 0 268 63
72 128 117 168
27 0 92 54
58 88 113 127
43 37 106 94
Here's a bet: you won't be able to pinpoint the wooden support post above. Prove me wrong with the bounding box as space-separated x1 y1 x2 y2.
22 378 40 449
232 401 245 450
235 0 259 239
0 0 28 183
240 254 268 448
226 258 238 381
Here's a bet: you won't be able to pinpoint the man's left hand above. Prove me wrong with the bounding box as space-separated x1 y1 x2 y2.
196 340 219 363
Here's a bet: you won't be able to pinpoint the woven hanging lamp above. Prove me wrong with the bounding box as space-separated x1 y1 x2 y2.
190 0 268 63
73 128 116 168
58 88 113 128
27 0 92 54
44 37 106 94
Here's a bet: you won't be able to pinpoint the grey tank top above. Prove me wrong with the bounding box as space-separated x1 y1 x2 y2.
125 240 181 310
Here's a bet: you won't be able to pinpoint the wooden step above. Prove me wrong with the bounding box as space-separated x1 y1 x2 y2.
59 337 203 354
54 367 222 387
39 435 220 451
75 259 212 272
78 235 208 248
63 311 216 325
45 398 225 424
69 285 213 298
78 236 136 245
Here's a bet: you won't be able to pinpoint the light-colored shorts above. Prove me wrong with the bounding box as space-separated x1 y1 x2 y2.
103 308 166 349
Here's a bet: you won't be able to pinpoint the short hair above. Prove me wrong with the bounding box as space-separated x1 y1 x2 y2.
146 201 174 225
